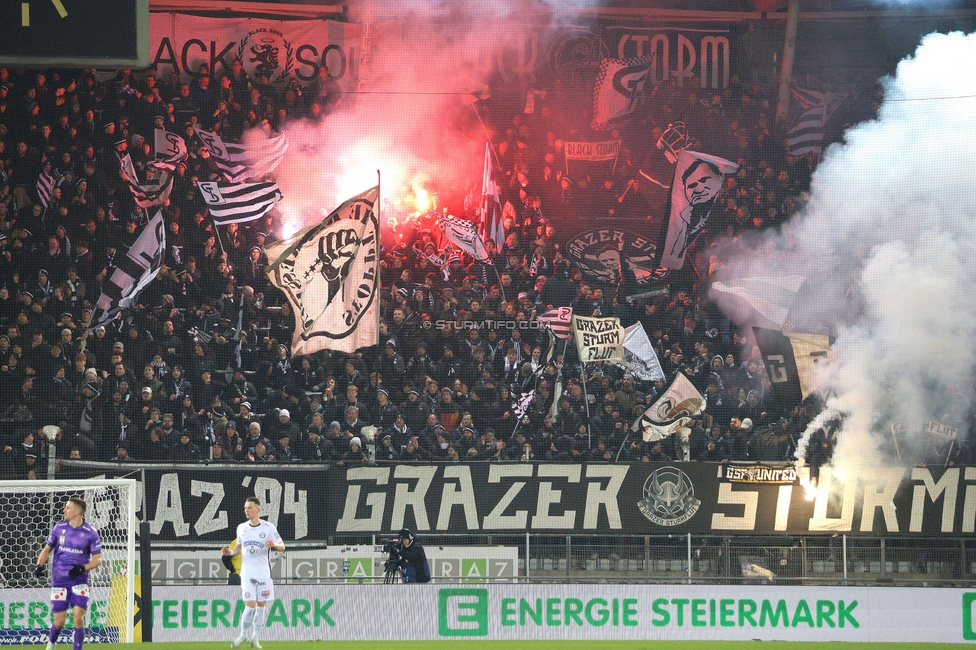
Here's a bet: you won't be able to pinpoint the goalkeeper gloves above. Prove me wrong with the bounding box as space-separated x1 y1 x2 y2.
33 565 45 579
68 565 86 578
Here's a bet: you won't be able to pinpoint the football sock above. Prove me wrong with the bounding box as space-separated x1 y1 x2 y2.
240 606 256 638
252 604 266 640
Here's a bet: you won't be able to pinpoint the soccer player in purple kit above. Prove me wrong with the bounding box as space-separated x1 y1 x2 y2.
33 497 103 650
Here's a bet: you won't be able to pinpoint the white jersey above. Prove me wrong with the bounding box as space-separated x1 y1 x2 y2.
236 520 281 580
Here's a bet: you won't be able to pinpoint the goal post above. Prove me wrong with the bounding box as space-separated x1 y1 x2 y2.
0 479 137 644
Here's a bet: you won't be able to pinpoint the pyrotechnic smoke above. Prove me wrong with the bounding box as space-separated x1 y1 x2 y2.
270 0 583 236
712 31 976 472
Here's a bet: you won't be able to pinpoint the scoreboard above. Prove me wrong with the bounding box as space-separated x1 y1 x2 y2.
1 0 149 67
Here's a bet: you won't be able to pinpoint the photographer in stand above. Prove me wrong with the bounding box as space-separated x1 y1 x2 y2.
391 528 430 583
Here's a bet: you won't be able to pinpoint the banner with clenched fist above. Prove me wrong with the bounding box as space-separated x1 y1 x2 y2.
265 186 380 355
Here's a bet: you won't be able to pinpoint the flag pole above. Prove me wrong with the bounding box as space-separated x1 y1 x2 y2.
376 170 382 344
581 363 592 449
213 221 227 255
615 431 631 462
570 318 593 449
474 225 507 304
471 104 501 169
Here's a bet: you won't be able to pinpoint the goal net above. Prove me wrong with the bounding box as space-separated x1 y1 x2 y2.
0 479 137 644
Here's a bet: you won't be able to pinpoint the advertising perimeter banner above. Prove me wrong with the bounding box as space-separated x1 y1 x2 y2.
0 584 966 643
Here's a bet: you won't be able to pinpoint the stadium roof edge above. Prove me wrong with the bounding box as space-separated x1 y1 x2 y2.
149 1 976 23
150 0 345 18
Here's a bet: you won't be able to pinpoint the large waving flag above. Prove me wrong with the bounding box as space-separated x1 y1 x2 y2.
591 56 651 130
786 104 826 157
265 186 380 355
659 150 738 271
631 373 705 442
36 169 61 208
611 322 666 381
786 87 846 157
119 154 174 208
479 142 505 253
711 275 805 329
753 327 830 411
155 130 188 166
92 211 166 329
438 216 489 261
199 181 283 225
537 307 573 339
194 127 288 182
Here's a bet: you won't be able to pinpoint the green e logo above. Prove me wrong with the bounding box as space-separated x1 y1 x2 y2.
438 588 488 637
963 593 976 640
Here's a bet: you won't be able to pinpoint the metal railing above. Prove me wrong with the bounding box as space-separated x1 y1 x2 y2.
152 533 976 587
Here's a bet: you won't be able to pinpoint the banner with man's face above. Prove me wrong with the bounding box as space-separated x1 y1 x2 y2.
659 150 738 270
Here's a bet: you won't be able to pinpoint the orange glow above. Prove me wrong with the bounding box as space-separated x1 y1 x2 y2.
414 188 431 212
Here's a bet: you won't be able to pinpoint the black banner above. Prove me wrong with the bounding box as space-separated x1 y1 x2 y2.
63 461 976 540
753 327 804 409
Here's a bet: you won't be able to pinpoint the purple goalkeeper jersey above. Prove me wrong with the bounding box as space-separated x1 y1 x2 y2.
46 520 102 587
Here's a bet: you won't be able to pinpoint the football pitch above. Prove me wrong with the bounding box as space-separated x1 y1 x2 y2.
20 642 973 649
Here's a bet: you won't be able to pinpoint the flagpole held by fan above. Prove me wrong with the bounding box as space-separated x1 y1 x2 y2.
213 222 227 256
376 169 382 347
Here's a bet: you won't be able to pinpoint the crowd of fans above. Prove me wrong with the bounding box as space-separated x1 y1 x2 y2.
2 55 954 481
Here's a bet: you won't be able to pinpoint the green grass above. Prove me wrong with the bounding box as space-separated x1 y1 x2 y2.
19 643 974 649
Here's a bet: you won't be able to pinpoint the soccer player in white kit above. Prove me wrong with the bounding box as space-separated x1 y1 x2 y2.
222 497 284 649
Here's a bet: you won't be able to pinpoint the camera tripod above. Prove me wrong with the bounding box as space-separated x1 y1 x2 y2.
383 559 404 584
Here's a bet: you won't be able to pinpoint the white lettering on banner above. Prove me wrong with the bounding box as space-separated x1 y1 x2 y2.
774 485 793 531
573 315 625 363
337 468 390 532
808 467 857 532
711 483 758 531
496 31 538 84
190 480 228 536
964 467 976 533
253 477 282 527
532 465 580 529
150 15 359 83
911 467 960 533
675 34 696 85
614 30 730 89
152 472 191 536
391 465 437 531
583 465 627 529
335 464 632 532
564 140 621 161
284 482 309 540
483 465 533 530
437 466 479 531
858 468 903 533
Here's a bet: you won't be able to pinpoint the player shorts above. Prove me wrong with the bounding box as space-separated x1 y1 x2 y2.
51 584 90 612
241 576 274 603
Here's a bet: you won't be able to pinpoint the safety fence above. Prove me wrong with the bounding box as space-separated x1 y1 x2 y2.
150 533 976 587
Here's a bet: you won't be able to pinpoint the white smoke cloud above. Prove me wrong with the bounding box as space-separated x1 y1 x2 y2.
713 31 976 470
